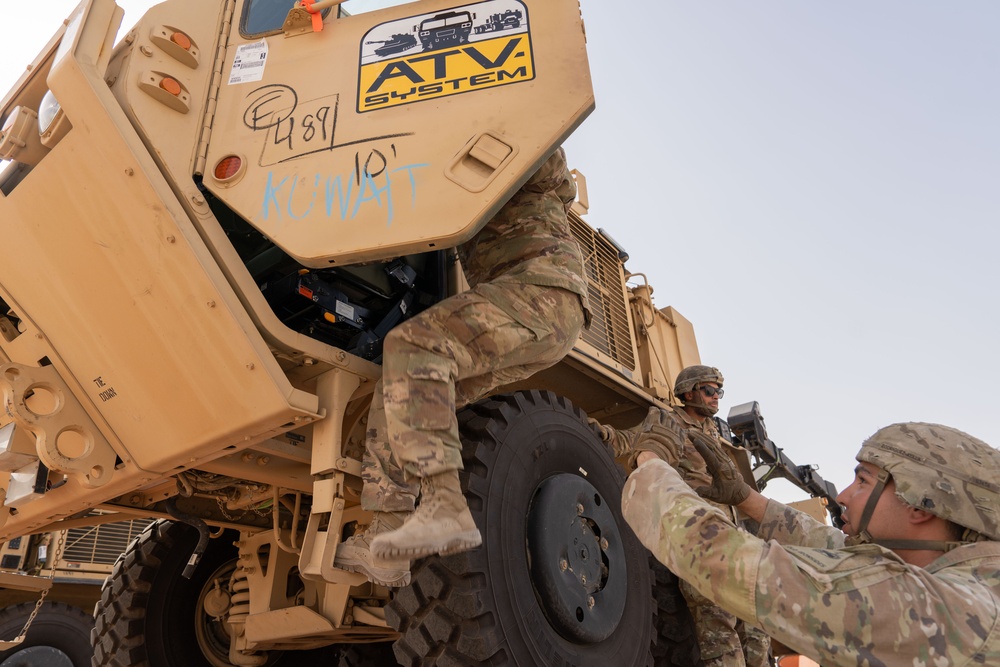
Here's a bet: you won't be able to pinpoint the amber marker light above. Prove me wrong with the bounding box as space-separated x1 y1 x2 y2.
159 76 182 97
213 155 245 184
171 31 193 51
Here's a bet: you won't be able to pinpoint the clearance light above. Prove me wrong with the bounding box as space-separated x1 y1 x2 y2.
138 72 191 113
159 76 182 97
37 90 61 134
213 155 245 185
37 90 72 148
171 31 193 51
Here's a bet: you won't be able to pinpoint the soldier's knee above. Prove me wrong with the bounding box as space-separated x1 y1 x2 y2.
384 318 446 358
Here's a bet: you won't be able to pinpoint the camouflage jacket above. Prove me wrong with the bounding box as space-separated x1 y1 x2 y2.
622 459 1000 666
604 405 720 489
458 147 591 321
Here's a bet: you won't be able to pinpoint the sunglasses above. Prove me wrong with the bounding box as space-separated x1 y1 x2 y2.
698 386 724 398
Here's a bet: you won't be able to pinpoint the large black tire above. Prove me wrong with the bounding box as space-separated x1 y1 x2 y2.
650 559 700 666
93 521 245 667
0 601 94 667
92 520 342 667
337 642 398 666
387 390 688 666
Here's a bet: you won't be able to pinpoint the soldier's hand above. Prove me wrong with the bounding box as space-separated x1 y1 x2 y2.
587 418 614 444
624 410 686 472
688 430 752 506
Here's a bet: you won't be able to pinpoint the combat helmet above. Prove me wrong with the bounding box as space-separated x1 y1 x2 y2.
673 365 724 418
853 422 1000 548
673 365 724 397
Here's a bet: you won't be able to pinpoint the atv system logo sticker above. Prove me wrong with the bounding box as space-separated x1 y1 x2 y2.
358 0 533 113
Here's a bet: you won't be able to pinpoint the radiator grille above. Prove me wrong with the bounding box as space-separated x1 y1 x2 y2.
570 216 635 370
63 518 154 565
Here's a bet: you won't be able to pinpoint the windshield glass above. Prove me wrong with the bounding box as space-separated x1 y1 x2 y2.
242 0 331 36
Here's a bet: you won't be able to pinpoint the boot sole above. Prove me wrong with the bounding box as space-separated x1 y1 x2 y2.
336 560 412 588
374 530 483 560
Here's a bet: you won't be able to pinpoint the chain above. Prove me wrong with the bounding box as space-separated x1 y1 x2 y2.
250 496 272 518
214 488 274 521
13 531 64 642
216 494 247 522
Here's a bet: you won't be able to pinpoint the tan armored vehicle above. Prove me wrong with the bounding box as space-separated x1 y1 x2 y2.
0 1 835 665
0 516 152 666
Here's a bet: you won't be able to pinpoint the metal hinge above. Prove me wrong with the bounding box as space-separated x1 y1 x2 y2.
195 0 236 176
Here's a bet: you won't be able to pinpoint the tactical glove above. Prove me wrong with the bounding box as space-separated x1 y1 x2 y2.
688 430 752 505
587 418 615 444
622 408 686 472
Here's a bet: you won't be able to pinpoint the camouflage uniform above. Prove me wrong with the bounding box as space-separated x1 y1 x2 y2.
622 459 1000 666
361 148 590 511
605 408 769 667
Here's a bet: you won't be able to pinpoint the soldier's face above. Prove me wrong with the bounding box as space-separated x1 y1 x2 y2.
836 461 912 539
689 383 721 412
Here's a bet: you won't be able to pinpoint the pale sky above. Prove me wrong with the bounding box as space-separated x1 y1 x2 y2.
2 1 997 503
565 1 1000 501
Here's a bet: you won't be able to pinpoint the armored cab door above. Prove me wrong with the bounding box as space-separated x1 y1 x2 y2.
203 0 593 268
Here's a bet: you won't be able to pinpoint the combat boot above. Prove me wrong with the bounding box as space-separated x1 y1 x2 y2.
334 511 411 587
370 470 482 560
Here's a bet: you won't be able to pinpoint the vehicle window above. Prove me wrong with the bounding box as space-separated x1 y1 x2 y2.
241 0 331 37
340 0 420 17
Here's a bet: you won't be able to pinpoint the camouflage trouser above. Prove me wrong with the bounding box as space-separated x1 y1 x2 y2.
680 578 771 667
360 281 585 512
740 623 772 667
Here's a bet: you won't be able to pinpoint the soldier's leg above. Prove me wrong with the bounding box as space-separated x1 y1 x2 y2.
334 381 417 586
738 620 773 667
370 283 583 561
679 578 746 667
359 380 418 513
453 282 584 407
383 283 582 479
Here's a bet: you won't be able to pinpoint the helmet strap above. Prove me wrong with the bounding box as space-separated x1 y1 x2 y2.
845 468 970 552
682 392 717 418
844 468 891 546
688 403 717 418
873 538 965 552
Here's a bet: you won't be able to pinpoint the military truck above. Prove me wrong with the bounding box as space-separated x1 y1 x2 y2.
0 516 152 666
0 0 835 665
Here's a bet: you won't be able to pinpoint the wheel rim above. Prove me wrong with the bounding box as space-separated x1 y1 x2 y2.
0 646 73 667
193 559 237 667
525 473 627 643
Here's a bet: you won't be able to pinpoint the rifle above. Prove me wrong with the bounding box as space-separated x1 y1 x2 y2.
726 401 843 528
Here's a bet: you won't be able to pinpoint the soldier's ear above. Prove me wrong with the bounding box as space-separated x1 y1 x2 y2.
906 506 937 526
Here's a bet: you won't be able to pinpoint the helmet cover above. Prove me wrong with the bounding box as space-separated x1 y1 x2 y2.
857 422 1000 540
673 365 724 397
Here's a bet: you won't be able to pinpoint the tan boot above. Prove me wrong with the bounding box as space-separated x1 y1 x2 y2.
370 470 482 560
334 511 411 587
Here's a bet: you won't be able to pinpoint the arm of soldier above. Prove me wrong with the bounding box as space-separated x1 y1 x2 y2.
588 419 640 459
622 459 767 624
640 446 846 549
590 407 684 467
685 430 845 547
755 499 847 549
621 460 873 663
734 489 769 523
624 460 1000 666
